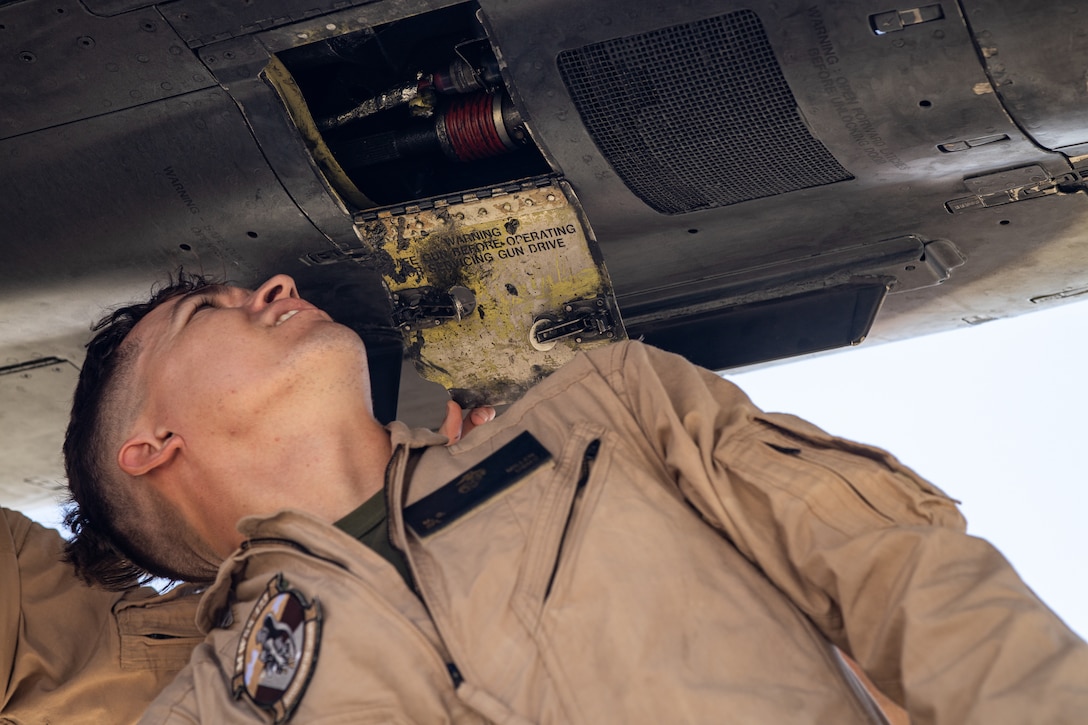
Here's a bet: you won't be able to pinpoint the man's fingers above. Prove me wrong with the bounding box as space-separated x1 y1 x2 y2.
438 400 464 444
462 406 496 437
438 401 495 444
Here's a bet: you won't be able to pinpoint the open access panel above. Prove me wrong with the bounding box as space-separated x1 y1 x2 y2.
354 177 626 407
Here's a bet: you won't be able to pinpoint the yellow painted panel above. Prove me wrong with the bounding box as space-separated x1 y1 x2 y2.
356 180 625 405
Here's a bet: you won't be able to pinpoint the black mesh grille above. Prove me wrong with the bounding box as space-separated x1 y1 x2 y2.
557 10 853 215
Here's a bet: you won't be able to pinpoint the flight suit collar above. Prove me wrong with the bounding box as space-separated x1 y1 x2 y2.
195 422 448 632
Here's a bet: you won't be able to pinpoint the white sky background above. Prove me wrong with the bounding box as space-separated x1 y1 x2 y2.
23 298 1087 640
726 299 1088 640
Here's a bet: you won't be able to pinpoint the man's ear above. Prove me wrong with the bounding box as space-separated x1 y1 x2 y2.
118 429 184 477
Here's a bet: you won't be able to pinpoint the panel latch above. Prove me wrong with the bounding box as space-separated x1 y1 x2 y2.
871 5 945 34
530 298 617 351
945 164 1067 213
391 286 477 331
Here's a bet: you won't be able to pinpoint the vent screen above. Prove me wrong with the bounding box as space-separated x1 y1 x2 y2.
557 10 853 215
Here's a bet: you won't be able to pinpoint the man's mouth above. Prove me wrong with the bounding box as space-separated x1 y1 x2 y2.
275 309 301 326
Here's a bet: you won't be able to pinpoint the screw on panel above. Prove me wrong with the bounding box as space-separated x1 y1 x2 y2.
77 36 95 48
19 51 36 63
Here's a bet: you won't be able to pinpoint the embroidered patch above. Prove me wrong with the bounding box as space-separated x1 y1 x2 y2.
405 431 552 535
232 575 322 724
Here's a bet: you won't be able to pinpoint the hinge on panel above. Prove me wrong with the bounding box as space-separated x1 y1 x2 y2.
355 177 554 223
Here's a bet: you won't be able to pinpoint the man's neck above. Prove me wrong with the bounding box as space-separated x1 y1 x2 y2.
188 413 394 555
280 417 393 523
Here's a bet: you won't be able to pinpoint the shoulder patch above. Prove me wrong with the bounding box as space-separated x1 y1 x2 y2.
232 575 322 723
405 431 552 535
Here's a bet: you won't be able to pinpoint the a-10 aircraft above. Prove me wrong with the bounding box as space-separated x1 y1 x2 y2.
2 0 1086 515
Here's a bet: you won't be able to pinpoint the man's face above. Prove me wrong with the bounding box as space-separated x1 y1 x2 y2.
125 273 373 458
110 274 381 561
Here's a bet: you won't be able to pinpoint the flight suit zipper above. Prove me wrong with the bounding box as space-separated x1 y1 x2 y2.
384 443 466 689
545 438 601 599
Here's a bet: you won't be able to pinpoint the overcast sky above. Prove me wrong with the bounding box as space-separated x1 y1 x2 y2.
727 298 1088 639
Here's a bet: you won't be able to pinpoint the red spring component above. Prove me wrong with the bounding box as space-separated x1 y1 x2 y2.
444 93 508 162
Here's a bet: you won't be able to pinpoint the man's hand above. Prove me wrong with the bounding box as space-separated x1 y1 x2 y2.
438 400 496 444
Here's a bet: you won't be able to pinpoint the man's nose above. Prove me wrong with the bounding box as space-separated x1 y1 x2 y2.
249 274 299 310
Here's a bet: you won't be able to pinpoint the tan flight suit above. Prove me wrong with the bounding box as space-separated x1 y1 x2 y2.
1 507 202 724
144 342 1088 723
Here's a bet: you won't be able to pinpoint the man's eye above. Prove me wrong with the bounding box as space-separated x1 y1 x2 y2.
190 297 217 317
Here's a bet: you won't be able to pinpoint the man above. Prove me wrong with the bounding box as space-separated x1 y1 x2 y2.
65 273 1087 723
1 321 479 723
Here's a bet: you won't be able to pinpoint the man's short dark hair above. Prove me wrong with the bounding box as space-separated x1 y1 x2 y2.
63 271 216 590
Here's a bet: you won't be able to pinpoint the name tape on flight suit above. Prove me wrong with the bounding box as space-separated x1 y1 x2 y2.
405 431 552 535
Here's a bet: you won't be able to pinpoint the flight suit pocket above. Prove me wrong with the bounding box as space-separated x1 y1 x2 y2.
115 585 205 673
511 423 607 627
749 412 965 533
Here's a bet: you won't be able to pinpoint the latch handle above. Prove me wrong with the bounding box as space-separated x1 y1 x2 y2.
392 286 477 331
530 298 616 351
